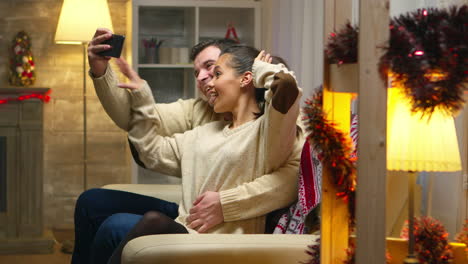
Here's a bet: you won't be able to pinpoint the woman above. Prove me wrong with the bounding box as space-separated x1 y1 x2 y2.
108 45 301 263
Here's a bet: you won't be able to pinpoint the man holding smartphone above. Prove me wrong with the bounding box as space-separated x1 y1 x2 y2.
72 28 303 263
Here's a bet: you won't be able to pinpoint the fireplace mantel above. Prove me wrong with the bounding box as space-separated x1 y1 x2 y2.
0 87 50 94
0 87 53 254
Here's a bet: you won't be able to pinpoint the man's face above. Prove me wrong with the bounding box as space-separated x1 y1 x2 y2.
193 46 221 105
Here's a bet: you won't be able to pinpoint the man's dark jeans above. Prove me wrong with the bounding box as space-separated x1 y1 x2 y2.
71 188 179 264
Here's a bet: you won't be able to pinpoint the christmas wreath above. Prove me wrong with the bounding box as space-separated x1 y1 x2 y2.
302 89 357 223
379 5 467 116
325 5 467 116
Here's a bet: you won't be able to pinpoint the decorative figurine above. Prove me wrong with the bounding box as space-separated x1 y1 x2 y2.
9 31 36 86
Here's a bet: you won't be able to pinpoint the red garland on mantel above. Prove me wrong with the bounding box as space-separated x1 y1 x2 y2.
302 89 357 224
0 90 51 104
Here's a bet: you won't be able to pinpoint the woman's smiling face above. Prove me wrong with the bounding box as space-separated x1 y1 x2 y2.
206 54 243 113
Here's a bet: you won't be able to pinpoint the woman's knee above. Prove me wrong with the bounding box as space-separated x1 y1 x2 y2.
141 211 168 224
137 211 187 235
94 213 142 245
133 211 171 234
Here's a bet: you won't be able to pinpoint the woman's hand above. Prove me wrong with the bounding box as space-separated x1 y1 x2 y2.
115 57 145 90
255 50 273 64
186 191 224 233
87 28 114 78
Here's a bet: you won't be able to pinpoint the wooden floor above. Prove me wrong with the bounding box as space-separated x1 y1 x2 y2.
0 229 73 264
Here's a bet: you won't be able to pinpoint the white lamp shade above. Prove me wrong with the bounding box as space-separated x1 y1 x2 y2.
387 88 462 172
55 0 113 44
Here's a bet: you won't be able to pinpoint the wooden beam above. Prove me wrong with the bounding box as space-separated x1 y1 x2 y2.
355 0 389 263
321 168 349 264
321 1 353 264
335 0 353 27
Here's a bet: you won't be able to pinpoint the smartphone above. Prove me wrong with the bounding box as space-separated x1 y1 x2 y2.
99 34 125 58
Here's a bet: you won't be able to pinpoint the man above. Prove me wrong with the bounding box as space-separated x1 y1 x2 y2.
72 28 302 263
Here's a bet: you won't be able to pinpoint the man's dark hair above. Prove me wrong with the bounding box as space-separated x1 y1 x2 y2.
190 39 238 61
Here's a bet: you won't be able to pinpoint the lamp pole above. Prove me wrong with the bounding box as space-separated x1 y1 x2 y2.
404 171 419 264
82 42 87 190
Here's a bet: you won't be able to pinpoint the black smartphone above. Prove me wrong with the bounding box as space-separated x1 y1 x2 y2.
99 34 125 58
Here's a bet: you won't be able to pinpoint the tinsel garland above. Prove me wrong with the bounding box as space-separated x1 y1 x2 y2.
325 22 358 64
325 5 467 116
342 241 392 264
455 219 468 257
401 216 453 263
379 5 467 116
302 237 320 264
302 89 356 223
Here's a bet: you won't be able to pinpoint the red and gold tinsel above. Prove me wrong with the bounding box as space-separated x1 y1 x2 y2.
302 89 356 224
401 216 454 264
342 241 392 264
302 237 320 264
455 219 468 258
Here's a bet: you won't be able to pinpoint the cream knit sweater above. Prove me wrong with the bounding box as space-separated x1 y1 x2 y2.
127 60 302 234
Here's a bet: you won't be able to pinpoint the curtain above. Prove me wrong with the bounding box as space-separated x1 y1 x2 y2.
262 0 323 102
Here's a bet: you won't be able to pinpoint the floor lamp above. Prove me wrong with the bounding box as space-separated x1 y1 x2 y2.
386 87 462 264
55 0 113 190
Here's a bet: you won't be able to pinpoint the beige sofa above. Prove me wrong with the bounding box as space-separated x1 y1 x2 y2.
103 184 468 264
102 184 316 264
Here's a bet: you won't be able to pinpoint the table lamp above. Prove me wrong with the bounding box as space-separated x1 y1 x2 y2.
54 0 113 190
386 87 462 264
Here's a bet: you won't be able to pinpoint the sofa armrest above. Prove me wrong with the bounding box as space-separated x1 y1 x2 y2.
122 234 317 264
102 184 182 204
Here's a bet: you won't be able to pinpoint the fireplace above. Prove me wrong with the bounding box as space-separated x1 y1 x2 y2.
0 87 53 254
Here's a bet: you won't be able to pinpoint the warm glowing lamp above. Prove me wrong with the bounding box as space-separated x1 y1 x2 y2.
387 87 462 264
55 0 113 44
55 0 113 189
